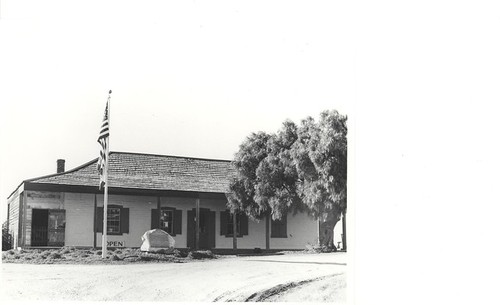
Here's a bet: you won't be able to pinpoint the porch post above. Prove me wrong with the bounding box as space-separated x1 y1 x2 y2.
157 196 161 229
93 194 97 248
195 198 200 250
232 210 237 251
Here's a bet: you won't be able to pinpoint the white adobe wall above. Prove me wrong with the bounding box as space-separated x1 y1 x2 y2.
20 190 318 250
270 212 319 250
64 193 95 247
95 194 157 248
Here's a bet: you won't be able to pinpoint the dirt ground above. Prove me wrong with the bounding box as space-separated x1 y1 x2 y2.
0 252 346 302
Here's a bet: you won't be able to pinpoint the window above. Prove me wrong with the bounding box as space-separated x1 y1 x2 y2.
107 207 121 234
271 215 287 238
220 210 248 237
151 207 182 236
95 205 129 235
160 209 174 234
227 213 241 236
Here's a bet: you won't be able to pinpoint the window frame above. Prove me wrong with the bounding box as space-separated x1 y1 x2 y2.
226 213 242 237
160 207 174 234
106 205 122 235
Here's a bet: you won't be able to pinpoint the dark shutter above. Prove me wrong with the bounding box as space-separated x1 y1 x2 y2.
240 213 249 236
187 210 194 249
220 210 228 235
121 208 129 234
151 209 159 229
271 215 287 238
96 207 103 233
174 209 182 235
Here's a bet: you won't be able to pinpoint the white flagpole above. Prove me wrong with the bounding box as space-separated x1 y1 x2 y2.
102 90 111 259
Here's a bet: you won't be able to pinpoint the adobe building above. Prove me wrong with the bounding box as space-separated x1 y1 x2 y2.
6 152 319 251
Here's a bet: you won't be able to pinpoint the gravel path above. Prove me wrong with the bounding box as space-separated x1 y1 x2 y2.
1 252 346 302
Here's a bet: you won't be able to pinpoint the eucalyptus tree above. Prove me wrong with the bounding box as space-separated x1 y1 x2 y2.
227 110 347 249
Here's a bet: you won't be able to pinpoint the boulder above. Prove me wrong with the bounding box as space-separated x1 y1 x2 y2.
140 229 175 253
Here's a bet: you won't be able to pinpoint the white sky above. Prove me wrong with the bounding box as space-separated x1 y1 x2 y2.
0 0 353 216
2 1 500 304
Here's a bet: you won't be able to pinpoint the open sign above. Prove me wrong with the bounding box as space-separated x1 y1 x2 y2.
107 240 125 247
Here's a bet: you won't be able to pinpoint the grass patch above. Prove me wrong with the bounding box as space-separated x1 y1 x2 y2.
2 247 219 264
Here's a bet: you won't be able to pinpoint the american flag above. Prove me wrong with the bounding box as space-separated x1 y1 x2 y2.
97 91 111 190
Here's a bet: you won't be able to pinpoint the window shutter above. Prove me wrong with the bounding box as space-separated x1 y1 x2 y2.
187 210 194 248
174 209 182 235
240 213 249 236
151 209 159 229
271 215 287 238
220 210 228 235
121 208 129 234
95 207 103 233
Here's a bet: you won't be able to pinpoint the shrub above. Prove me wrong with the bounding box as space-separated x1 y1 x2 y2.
139 255 154 261
96 250 102 255
188 250 215 260
48 252 62 259
110 254 120 261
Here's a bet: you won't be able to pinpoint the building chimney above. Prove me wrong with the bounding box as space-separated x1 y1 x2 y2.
57 159 65 173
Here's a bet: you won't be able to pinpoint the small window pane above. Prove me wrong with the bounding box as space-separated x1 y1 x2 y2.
160 209 173 234
107 207 121 234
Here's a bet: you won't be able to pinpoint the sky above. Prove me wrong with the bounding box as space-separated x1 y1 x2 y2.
0 1 353 220
2 1 500 304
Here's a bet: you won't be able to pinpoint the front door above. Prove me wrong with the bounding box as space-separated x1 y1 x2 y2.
48 210 66 246
187 208 215 250
31 209 65 247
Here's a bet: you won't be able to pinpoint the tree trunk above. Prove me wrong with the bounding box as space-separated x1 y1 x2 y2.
319 212 340 249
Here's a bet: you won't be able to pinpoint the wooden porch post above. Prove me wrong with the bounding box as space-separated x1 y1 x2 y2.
157 196 161 229
232 210 237 251
93 194 97 248
195 198 200 250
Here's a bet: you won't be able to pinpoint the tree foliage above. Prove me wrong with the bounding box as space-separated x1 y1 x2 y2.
227 110 347 226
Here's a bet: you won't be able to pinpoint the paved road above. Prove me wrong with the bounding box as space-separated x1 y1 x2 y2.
1 252 346 302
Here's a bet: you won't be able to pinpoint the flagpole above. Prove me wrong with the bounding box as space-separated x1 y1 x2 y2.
102 90 111 259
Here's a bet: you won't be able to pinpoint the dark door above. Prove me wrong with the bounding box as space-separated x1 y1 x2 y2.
187 208 215 250
48 210 65 247
31 209 65 247
31 209 49 246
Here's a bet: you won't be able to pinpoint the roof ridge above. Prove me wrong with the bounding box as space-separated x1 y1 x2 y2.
110 151 232 163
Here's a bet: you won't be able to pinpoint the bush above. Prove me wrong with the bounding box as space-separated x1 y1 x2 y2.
48 252 62 259
188 250 215 260
110 254 120 261
305 243 335 253
2 221 12 251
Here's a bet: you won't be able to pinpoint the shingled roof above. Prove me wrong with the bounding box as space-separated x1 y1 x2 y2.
27 152 236 194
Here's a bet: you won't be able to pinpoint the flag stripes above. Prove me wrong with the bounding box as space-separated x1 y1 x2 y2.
97 137 108 189
97 95 110 190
